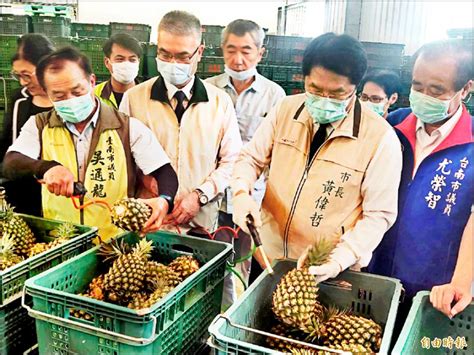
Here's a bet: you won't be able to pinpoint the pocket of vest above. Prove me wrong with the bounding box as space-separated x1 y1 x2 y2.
275 136 307 155
316 155 366 173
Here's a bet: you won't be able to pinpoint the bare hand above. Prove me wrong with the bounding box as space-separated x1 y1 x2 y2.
43 165 75 197
430 283 472 318
140 197 169 234
168 191 200 225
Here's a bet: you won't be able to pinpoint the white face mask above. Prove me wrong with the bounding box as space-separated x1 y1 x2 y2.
111 61 139 85
156 58 193 87
224 65 257 81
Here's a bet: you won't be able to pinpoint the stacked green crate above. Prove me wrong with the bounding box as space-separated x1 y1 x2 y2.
110 22 151 42
0 15 31 35
258 35 309 95
71 23 109 38
31 16 71 37
0 78 21 112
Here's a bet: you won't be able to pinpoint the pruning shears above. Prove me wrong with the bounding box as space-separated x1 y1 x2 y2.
246 214 274 274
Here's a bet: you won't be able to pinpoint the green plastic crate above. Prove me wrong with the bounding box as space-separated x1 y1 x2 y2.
208 260 403 354
110 22 151 43
71 23 109 38
0 15 31 35
0 297 36 355
0 214 97 305
31 16 71 38
393 291 473 354
0 35 20 75
24 231 232 354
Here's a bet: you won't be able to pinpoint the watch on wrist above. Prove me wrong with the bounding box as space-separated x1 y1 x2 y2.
159 194 174 213
195 188 209 206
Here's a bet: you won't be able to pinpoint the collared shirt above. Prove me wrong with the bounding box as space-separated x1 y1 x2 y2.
206 72 285 212
414 104 463 176
8 99 170 181
163 77 195 111
119 76 242 207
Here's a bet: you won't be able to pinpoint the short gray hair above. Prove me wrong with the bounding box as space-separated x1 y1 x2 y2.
221 19 265 48
158 10 202 41
414 39 473 91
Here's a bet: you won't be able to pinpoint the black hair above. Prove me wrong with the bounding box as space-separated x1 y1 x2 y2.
11 33 55 65
302 33 367 85
413 39 473 91
36 46 93 89
102 33 143 58
360 70 402 97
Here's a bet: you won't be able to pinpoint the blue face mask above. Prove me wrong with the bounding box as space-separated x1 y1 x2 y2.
225 65 257 81
156 58 193 87
53 91 95 124
409 88 457 124
305 92 354 124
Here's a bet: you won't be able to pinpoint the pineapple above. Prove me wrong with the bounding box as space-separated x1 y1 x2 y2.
0 234 24 270
111 198 151 232
87 274 105 301
319 307 382 353
128 277 173 310
28 242 50 257
168 255 200 279
0 204 35 257
48 222 78 248
272 236 336 335
146 261 182 288
266 322 315 353
100 239 153 303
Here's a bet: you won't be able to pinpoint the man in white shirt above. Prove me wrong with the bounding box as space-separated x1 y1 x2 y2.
369 39 473 324
3 46 178 240
119 11 242 233
206 19 285 304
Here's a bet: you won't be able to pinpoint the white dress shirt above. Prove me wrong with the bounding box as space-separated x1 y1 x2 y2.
8 99 170 181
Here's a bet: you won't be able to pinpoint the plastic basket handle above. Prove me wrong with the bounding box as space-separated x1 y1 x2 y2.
213 315 349 354
21 286 158 346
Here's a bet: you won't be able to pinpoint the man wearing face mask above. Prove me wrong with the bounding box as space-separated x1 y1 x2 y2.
231 33 402 283
359 70 401 119
120 11 242 233
369 40 473 321
3 47 179 240
94 33 142 109
205 19 285 302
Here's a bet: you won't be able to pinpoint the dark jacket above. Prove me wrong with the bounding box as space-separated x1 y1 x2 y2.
0 88 52 216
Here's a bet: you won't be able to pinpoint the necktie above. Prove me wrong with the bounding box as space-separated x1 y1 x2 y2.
174 90 186 122
308 123 328 162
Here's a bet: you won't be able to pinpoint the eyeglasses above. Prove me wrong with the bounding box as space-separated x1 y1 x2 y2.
359 93 387 104
10 70 36 83
157 46 200 64
307 89 355 101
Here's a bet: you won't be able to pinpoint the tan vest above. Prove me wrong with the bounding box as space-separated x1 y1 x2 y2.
36 103 137 240
123 77 232 230
261 94 392 260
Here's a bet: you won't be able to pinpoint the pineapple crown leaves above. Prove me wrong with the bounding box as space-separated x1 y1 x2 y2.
304 235 339 267
132 239 154 259
0 203 15 222
149 275 172 292
53 222 78 239
97 239 130 262
0 233 15 255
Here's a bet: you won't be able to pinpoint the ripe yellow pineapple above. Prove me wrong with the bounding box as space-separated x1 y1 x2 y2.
0 234 24 270
100 238 153 304
0 204 35 257
128 277 174 310
266 322 315 353
272 236 336 335
319 307 382 353
111 198 151 232
48 222 78 248
146 261 182 288
168 255 200 279
28 242 50 257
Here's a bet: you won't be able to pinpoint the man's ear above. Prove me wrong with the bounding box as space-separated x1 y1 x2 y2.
389 93 398 105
